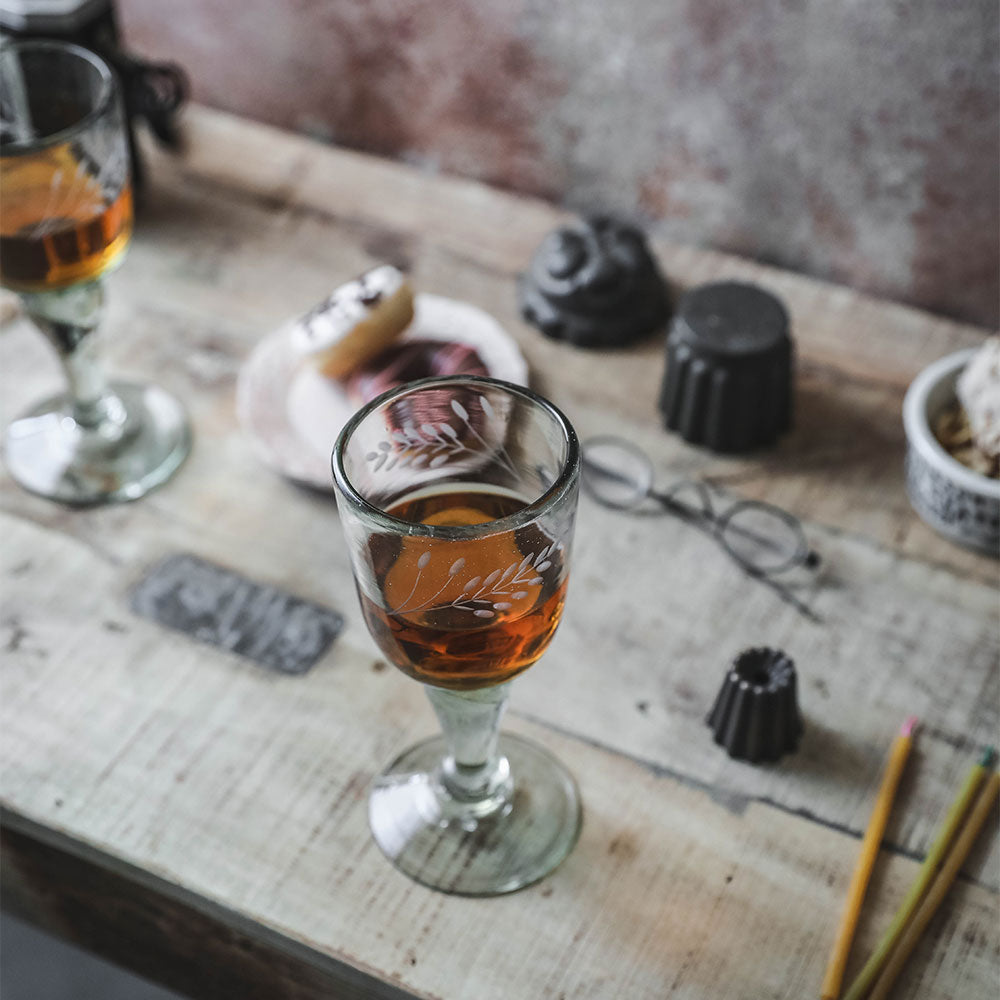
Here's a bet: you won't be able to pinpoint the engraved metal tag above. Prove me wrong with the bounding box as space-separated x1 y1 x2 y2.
130 554 343 675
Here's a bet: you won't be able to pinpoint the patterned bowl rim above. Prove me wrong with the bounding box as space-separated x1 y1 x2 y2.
902 348 1000 500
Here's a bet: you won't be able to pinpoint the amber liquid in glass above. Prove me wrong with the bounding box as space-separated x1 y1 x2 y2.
360 487 568 690
0 145 132 291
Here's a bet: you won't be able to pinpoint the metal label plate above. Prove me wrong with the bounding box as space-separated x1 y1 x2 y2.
130 553 344 676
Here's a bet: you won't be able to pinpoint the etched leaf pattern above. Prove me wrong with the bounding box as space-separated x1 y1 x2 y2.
365 395 517 474
391 541 563 617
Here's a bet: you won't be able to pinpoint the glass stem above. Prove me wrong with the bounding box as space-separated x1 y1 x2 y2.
22 280 125 432
426 683 512 804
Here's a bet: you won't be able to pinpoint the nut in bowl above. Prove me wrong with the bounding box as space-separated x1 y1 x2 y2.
903 346 1000 556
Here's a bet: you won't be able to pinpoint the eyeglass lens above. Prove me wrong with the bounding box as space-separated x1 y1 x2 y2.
718 502 808 574
580 436 654 510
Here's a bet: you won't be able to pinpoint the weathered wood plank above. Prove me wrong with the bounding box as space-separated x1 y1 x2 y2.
7 114 992 586
1 515 996 999
137 108 995 583
1 106 997 998
2 280 994 882
3 129 995 838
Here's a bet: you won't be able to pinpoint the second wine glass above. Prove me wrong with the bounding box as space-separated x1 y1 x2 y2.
333 375 581 895
0 40 190 505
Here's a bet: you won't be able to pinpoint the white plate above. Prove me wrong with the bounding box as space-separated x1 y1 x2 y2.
236 293 529 491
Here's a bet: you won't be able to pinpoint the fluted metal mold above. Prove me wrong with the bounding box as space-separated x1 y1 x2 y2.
659 282 793 452
706 647 803 763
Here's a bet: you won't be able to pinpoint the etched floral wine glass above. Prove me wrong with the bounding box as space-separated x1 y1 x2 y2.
332 375 581 895
0 40 190 504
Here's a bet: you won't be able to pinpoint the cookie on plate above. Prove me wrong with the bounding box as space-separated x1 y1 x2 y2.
292 265 415 379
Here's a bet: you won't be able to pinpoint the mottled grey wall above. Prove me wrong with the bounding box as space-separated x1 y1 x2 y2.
121 0 999 327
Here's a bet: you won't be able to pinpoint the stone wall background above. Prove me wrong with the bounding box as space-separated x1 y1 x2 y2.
121 0 999 328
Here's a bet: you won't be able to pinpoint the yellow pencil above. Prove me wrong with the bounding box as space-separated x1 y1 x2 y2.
820 716 917 1000
842 746 995 1000
866 770 1000 1000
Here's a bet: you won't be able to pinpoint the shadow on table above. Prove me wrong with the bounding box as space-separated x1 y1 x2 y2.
785 717 882 802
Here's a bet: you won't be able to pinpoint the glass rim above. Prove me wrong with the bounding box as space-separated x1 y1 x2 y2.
0 39 117 156
332 374 581 540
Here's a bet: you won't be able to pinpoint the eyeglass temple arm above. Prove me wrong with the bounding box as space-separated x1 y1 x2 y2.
656 486 821 569
647 488 707 524
738 561 823 622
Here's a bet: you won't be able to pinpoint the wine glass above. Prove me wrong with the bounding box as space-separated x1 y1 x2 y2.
0 40 190 504
332 375 581 895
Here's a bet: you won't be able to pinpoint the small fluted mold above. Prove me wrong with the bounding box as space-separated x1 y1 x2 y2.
706 647 803 763
659 281 793 452
517 215 670 348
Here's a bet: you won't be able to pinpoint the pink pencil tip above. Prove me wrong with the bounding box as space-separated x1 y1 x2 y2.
901 716 919 737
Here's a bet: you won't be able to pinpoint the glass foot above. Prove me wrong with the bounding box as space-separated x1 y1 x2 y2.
3 380 191 505
369 732 582 896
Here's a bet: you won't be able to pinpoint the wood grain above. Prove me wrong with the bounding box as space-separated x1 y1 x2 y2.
1 105 996 998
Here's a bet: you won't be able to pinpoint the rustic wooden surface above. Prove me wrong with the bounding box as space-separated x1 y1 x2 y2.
1 106 997 999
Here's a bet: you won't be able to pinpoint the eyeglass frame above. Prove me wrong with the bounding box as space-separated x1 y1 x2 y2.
580 435 822 620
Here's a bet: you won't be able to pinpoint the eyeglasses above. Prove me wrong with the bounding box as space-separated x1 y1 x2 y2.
581 436 821 620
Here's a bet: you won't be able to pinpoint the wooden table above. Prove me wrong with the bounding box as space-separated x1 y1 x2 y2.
2 107 997 1000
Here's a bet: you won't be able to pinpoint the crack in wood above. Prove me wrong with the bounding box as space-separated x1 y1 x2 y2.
508 708 999 892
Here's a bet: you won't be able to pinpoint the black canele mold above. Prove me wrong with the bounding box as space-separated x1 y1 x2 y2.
659 281 793 453
706 647 803 763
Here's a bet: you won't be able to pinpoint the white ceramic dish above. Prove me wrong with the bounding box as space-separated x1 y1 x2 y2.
236 293 528 491
902 348 1000 556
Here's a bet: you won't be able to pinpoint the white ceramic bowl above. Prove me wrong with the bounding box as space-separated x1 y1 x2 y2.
902 348 1000 556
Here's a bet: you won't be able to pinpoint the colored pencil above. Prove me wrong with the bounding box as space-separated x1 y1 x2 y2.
866 770 999 1000
842 746 996 1000
820 717 917 1000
